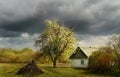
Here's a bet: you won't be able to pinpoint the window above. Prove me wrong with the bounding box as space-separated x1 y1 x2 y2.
81 60 84 65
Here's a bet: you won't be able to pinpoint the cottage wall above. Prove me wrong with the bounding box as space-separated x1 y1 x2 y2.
70 59 88 68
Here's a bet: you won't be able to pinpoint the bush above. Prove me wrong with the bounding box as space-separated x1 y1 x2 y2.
89 50 117 74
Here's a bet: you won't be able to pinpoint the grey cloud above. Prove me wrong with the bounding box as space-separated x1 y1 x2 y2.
0 34 39 49
0 29 20 37
0 0 120 48
31 0 120 35
0 0 120 37
1 17 44 33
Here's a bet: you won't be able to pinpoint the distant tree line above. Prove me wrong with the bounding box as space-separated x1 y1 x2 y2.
0 48 70 63
0 48 37 63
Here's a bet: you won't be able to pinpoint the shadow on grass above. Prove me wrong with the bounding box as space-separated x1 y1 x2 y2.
72 67 118 77
41 66 71 68
73 67 88 70
83 70 120 77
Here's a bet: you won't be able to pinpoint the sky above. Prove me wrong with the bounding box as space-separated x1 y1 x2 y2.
0 0 120 49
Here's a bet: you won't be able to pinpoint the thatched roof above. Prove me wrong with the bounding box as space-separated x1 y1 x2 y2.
17 61 44 75
70 47 88 59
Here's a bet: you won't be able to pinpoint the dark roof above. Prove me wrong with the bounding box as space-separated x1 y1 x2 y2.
70 47 88 59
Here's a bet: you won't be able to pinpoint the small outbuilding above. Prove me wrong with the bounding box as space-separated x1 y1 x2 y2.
70 47 89 68
17 61 44 75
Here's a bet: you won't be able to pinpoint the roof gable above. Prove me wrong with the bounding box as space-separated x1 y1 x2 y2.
70 47 88 59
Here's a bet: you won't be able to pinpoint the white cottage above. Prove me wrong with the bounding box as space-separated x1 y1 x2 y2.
70 47 89 68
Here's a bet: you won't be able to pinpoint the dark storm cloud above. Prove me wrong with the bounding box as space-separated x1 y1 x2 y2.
0 17 44 35
0 29 20 37
0 0 120 48
0 34 38 49
0 0 120 37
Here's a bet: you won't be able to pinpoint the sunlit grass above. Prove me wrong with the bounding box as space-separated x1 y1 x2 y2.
0 63 114 77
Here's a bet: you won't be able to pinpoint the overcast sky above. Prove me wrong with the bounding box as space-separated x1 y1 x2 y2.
0 0 120 49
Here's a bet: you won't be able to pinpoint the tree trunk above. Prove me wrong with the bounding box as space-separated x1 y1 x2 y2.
53 60 56 68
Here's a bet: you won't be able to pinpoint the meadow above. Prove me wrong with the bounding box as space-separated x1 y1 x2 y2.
0 63 114 77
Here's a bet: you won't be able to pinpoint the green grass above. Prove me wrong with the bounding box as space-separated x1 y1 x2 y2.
0 63 114 77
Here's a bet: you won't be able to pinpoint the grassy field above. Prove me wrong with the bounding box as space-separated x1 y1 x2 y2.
0 63 114 77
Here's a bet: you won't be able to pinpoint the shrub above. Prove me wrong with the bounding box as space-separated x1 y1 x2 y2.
89 50 117 73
